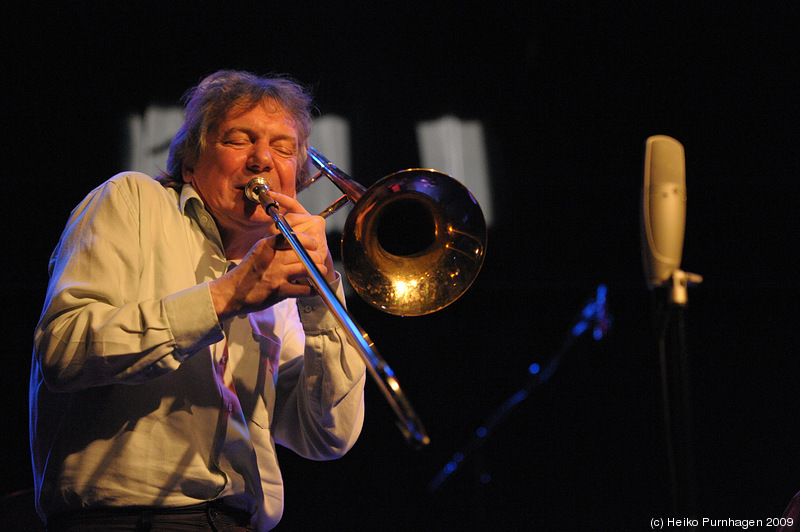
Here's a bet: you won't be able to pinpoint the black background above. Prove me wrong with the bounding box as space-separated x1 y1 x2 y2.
3 2 798 530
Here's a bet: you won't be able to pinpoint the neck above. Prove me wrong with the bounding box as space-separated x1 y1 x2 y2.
221 225 268 261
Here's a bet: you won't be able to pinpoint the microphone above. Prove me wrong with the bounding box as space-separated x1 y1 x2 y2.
641 135 687 289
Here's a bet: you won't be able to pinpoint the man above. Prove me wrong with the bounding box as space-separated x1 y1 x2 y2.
29 70 366 531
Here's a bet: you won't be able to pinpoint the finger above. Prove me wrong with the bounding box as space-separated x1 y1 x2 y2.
260 233 284 250
267 191 309 216
283 214 326 237
273 247 329 279
277 235 319 255
281 280 315 298
284 220 329 256
263 232 319 252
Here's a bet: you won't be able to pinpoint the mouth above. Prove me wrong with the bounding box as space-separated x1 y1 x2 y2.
241 178 267 205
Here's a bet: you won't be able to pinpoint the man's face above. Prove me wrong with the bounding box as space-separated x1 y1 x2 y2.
183 100 299 239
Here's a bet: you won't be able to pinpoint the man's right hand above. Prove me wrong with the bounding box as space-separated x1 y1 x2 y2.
209 232 329 321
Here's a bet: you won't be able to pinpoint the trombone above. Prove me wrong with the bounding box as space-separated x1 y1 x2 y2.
245 147 487 447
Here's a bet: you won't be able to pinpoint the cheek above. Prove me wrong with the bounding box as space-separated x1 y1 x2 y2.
212 153 246 175
280 161 299 196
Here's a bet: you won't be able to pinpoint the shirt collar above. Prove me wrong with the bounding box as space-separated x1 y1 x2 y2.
178 184 226 253
179 183 203 215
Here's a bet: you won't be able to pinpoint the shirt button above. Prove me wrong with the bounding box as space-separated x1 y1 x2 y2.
303 305 313 313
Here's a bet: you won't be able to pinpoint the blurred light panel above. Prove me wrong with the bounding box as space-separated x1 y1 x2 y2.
303 115 352 234
126 105 184 178
416 115 494 226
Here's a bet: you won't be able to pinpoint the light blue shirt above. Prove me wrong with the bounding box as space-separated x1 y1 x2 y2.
30 172 366 531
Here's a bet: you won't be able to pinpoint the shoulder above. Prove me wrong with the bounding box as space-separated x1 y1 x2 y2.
83 172 178 212
105 172 177 200
66 172 179 229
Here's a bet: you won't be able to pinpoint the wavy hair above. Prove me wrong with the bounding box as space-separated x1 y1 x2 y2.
157 70 314 189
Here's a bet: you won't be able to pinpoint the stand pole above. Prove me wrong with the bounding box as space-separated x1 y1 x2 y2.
655 269 701 516
428 285 611 493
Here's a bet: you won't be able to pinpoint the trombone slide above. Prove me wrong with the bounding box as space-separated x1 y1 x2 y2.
245 177 430 448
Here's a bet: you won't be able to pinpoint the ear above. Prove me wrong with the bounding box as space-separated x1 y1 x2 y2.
181 161 194 183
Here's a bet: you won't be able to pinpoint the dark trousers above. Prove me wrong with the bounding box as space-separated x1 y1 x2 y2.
45 501 254 531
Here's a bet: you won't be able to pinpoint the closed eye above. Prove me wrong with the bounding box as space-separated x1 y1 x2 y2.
271 138 297 157
222 136 252 147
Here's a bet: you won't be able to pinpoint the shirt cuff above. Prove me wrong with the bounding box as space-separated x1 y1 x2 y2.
296 272 347 333
163 282 224 359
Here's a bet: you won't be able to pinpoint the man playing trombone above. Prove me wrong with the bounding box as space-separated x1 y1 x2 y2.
30 70 366 531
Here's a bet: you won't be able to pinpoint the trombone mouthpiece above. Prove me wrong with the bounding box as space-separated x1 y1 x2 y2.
244 177 268 203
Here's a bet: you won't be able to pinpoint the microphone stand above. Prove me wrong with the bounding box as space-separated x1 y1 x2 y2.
653 269 702 517
428 285 611 493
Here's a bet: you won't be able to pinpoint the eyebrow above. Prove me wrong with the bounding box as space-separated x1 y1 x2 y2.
220 127 297 145
219 126 253 138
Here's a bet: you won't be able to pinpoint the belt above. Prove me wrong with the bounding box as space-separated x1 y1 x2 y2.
46 500 254 531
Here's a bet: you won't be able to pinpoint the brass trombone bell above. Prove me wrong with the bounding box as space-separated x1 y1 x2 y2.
305 147 487 316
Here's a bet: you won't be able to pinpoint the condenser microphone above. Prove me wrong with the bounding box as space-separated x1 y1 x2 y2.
641 135 686 289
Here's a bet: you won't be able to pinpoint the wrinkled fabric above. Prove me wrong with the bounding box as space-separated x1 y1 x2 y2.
30 172 366 531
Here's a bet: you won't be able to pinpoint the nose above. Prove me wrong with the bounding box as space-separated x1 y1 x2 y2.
247 141 273 172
